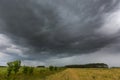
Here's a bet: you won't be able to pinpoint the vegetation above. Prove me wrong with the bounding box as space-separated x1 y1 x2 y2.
22 66 29 74
0 60 65 80
47 68 120 80
65 63 108 68
7 60 21 77
1 60 120 80
36 66 45 68
22 66 35 77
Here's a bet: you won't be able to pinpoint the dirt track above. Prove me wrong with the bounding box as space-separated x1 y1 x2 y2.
46 69 80 80
46 68 120 80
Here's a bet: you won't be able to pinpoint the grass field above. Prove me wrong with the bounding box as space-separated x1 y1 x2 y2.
46 68 120 80
1 67 120 80
0 67 65 80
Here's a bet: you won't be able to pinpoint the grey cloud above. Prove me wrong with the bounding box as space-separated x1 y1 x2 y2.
44 52 120 67
0 0 120 59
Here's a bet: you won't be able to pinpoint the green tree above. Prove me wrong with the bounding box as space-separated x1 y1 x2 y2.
7 62 13 77
22 66 34 75
7 60 21 77
49 66 54 71
22 66 29 74
13 60 21 74
54 66 58 71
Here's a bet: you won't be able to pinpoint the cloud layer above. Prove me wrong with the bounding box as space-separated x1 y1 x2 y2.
0 0 120 66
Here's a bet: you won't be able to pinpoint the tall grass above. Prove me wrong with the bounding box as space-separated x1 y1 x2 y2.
46 68 120 80
1 67 120 80
0 67 65 80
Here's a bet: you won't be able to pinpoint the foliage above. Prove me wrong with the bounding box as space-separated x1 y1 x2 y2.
1 60 66 80
54 66 58 71
1 67 120 80
28 67 34 74
7 60 21 77
13 60 21 74
65 63 108 68
7 62 13 77
49 66 54 71
0 67 65 80
22 66 29 74
22 66 34 75
49 66 59 71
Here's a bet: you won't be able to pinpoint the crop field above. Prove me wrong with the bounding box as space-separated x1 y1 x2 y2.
47 68 120 80
1 67 120 80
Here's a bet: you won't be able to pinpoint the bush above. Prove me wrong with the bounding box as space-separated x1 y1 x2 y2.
49 66 59 71
22 66 29 74
49 66 54 71
28 67 34 74
13 60 21 74
54 67 58 71
22 66 34 75
7 60 21 77
7 62 13 77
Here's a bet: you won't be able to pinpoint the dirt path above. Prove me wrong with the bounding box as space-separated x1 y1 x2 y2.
46 69 80 80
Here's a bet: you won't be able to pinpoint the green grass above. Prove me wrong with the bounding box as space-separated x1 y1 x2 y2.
0 67 65 80
1 67 120 80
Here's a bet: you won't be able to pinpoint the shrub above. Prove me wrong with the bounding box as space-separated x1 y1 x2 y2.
7 60 21 77
7 62 13 77
54 67 58 71
49 66 54 71
13 60 21 74
28 67 34 74
22 66 34 75
22 66 29 74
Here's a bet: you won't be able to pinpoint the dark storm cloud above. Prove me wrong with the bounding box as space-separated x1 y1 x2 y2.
0 0 120 58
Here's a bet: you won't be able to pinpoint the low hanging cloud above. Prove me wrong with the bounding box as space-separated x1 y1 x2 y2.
0 0 120 66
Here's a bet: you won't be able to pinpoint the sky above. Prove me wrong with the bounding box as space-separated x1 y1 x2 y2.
0 0 120 67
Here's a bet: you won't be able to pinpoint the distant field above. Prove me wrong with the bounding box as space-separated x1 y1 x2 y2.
1 68 120 80
46 68 120 80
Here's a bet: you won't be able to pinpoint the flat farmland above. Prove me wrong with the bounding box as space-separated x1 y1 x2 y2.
46 68 120 80
1 68 120 80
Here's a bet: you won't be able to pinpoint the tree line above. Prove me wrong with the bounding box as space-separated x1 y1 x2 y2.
65 63 109 68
